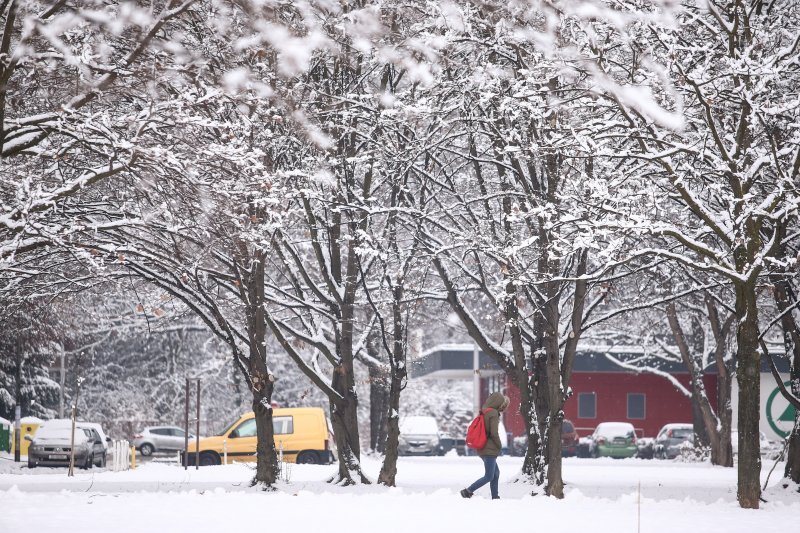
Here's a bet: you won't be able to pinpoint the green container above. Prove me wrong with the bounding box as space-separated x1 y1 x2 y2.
0 422 9 453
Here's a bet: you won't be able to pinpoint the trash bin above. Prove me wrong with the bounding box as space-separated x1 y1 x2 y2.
10 420 42 456
0 418 10 453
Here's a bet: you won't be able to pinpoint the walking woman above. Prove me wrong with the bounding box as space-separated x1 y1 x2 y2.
461 391 509 500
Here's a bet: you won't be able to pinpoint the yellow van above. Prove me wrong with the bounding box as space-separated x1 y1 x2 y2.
185 407 335 466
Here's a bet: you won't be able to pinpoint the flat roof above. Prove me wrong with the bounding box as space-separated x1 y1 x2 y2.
409 344 792 379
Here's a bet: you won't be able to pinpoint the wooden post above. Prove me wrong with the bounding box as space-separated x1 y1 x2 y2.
195 379 200 470
68 405 76 477
184 377 189 470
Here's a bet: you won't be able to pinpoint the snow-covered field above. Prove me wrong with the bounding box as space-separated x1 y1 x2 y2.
1 455 798 533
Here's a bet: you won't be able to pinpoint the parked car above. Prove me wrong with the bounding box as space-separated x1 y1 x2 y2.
184 407 335 466
654 423 694 459
399 416 442 456
26 420 106 469
78 422 112 453
731 430 777 457
576 436 592 458
636 437 655 459
511 419 578 457
438 437 466 455
561 419 579 457
133 426 196 456
588 422 638 458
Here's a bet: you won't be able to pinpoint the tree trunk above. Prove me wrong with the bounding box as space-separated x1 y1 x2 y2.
330 392 368 484
378 365 403 485
735 281 762 508
243 251 279 487
713 364 734 468
519 364 545 487
369 364 389 453
666 302 733 466
379 283 407 486
252 388 279 486
544 294 564 498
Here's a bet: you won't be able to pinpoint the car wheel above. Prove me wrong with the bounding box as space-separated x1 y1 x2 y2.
28 461 36 469
199 452 221 466
139 443 154 456
297 451 321 465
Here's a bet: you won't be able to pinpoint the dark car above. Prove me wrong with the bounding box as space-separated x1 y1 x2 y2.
636 437 655 459
561 419 579 457
654 423 694 459
438 437 467 456
509 419 578 457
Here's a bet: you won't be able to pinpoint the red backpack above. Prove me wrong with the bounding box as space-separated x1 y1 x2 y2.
466 408 494 450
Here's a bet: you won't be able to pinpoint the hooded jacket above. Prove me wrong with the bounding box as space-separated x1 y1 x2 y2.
478 392 506 457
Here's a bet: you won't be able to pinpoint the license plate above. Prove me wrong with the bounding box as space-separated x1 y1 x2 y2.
48 454 68 460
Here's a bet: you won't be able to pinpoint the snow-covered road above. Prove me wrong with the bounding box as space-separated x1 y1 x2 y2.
2 455 798 533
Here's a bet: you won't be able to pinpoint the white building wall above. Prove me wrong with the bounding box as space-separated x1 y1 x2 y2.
730 372 794 441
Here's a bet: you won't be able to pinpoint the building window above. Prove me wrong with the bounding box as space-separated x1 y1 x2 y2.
578 392 596 419
627 393 645 419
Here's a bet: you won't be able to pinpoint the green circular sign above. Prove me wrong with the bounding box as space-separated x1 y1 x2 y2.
766 381 797 438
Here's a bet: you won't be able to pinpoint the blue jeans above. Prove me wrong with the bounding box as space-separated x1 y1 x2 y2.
467 455 499 498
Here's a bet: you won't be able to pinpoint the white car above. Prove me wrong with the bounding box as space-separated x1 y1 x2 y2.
399 416 442 456
730 430 776 457
78 422 112 452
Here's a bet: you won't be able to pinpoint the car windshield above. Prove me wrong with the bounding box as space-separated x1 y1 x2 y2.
217 419 240 436
400 416 438 435
35 426 88 443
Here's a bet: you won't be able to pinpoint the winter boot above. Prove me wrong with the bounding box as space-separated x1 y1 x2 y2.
460 489 473 499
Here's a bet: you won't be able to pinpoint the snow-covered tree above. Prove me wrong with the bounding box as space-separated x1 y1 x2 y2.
588 0 800 508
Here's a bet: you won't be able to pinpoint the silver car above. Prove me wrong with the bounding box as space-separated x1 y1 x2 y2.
27 422 106 469
654 423 694 459
398 416 442 456
133 426 195 456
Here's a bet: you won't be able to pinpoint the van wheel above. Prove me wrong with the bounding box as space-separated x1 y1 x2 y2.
199 452 221 466
297 451 320 465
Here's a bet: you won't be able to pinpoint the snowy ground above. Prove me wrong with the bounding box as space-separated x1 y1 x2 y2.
1 454 798 533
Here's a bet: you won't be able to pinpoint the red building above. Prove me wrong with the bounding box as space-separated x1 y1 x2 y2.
503 369 717 439
412 345 717 439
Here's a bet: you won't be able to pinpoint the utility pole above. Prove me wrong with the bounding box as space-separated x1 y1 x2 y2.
184 378 201 470
58 349 65 419
68 376 82 477
473 345 480 416
13 405 20 463
184 377 189 469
